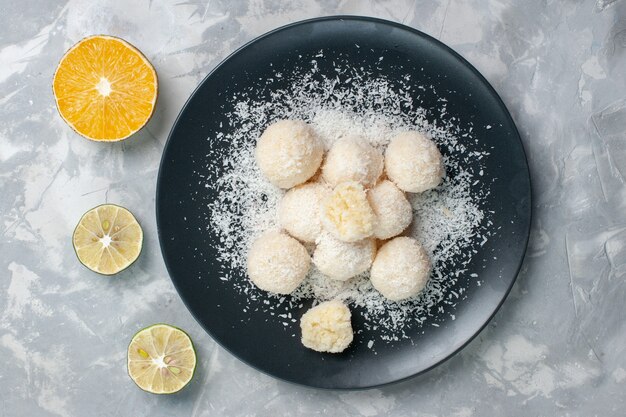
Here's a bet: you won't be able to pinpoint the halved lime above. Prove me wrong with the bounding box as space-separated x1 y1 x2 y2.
72 204 143 275
127 324 197 394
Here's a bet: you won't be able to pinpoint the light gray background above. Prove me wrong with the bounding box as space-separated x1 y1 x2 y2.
2 0 626 416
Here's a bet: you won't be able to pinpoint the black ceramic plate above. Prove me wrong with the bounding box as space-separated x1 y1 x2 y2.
156 16 531 389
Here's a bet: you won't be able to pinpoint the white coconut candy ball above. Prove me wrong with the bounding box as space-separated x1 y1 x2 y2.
313 233 376 281
385 131 444 193
300 300 353 353
246 231 310 294
321 181 376 242
368 180 413 240
278 182 330 243
322 136 384 187
255 119 324 189
370 237 431 302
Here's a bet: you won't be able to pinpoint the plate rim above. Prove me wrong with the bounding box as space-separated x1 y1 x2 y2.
156 15 532 390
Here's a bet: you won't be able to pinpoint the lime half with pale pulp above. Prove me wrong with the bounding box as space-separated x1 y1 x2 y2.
127 324 197 394
72 204 143 275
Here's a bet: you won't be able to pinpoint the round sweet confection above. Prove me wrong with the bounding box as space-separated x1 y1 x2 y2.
246 230 310 294
385 131 444 193
370 237 431 302
255 119 324 189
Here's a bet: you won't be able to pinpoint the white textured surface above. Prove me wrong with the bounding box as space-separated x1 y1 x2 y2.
1 0 626 415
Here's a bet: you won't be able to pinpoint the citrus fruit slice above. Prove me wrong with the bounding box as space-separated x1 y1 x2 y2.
72 204 143 275
128 324 197 394
53 35 158 141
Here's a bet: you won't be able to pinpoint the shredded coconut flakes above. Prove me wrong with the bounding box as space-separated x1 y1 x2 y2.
200 54 492 343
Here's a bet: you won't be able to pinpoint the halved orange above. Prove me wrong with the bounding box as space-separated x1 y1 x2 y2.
53 35 158 141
